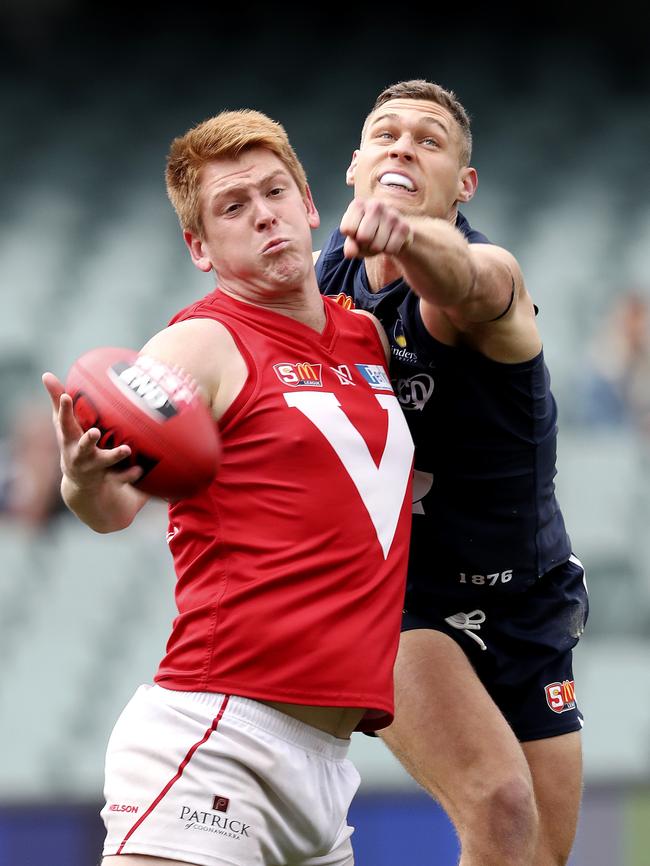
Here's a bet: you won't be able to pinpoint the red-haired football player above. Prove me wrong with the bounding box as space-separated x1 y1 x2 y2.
43 110 414 866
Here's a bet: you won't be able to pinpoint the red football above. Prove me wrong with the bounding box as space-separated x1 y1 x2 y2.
65 346 221 500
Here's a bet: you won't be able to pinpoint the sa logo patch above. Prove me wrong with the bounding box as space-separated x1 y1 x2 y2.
545 680 577 714
273 362 323 387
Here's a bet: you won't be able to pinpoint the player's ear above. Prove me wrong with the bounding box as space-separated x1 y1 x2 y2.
457 166 478 203
346 151 359 187
184 231 213 273
303 184 320 229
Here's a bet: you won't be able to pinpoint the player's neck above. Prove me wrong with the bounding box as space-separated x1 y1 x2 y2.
364 254 403 294
275 294 327 333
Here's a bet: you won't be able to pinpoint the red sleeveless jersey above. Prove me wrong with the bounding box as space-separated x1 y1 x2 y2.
154 290 414 731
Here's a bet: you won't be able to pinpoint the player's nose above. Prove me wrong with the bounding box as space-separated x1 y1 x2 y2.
254 200 278 230
389 133 415 161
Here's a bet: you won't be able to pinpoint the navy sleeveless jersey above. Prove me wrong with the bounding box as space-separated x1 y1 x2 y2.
316 213 572 599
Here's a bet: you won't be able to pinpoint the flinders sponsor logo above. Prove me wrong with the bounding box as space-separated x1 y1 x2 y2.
179 803 252 840
392 344 419 363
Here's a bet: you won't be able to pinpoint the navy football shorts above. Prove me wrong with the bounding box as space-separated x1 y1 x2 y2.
402 555 589 742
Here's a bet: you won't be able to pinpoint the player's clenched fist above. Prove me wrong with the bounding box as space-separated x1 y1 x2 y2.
340 198 413 259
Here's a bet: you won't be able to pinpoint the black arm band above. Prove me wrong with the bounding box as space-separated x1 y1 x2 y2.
486 278 516 323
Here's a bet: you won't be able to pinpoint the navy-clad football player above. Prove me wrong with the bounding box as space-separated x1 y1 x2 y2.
315 80 588 866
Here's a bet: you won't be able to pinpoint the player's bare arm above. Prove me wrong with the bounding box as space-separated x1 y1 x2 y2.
444 242 542 363
408 238 542 363
139 317 248 424
42 318 247 534
341 197 541 363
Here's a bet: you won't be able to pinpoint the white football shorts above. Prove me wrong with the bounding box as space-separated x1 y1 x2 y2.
101 684 360 866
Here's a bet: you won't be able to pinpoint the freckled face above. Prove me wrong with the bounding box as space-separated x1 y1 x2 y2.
347 99 469 219
196 148 319 290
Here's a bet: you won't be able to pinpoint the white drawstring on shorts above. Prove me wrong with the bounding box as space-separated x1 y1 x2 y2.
444 609 487 651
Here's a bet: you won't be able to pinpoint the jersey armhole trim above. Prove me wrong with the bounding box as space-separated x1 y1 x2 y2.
354 309 391 366
210 319 260 433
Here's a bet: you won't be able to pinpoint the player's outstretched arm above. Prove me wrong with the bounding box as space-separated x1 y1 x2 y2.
440 242 542 358
42 372 149 533
340 197 541 363
400 231 542 363
340 198 476 307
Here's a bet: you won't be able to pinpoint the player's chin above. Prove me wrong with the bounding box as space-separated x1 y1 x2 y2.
265 255 310 285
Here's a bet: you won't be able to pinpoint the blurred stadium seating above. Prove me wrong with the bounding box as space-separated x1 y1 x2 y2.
1 14 649 865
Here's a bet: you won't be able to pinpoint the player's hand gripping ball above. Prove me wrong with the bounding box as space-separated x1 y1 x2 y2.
65 347 221 500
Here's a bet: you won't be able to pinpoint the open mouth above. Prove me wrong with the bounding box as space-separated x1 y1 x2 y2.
378 172 416 192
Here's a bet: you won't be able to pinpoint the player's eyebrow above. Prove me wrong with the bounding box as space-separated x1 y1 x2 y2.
370 112 450 137
210 169 289 204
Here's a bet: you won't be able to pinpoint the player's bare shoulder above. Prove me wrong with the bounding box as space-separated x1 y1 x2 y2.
141 317 249 420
